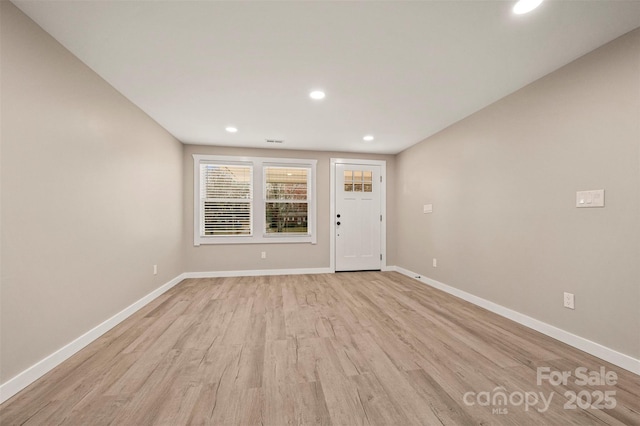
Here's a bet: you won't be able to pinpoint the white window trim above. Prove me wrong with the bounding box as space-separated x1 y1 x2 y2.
193 154 317 246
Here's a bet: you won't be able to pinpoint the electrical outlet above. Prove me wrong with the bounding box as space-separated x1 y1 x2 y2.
153 264 158 275
576 189 605 208
563 292 575 309
261 251 267 259
432 258 437 268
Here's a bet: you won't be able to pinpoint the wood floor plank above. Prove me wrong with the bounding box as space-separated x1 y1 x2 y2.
293 381 331 426
263 383 295 426
311 341 368 426
351 372 412 425
350 332 446 425
1 271 638 425
402 368 479 426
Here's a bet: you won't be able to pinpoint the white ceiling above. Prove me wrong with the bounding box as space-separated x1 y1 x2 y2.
13 1 640 154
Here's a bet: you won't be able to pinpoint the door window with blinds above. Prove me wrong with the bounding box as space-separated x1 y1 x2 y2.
193 155 317 245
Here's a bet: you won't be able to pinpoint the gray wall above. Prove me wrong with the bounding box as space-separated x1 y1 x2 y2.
183 144 396 272
0 2 184 381
395 29 640 358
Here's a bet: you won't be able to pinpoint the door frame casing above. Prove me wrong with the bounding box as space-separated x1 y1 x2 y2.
330 158 387 273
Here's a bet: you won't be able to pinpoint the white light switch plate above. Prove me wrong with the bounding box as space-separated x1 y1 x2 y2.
576 189 604 208
423 204 433 214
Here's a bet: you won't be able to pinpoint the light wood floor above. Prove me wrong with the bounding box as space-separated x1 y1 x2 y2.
1 272 639 425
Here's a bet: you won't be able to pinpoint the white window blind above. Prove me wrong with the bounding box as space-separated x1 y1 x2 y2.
264 166 309 235
193 154 316 245
200 163 252 236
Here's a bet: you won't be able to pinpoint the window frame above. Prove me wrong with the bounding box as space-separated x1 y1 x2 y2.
193 154 317 246
263 164 311 238
198 160 254 240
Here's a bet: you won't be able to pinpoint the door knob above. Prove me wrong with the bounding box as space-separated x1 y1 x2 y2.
337 214 341 218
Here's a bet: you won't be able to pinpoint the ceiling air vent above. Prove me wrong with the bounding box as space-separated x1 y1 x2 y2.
265 139 284 144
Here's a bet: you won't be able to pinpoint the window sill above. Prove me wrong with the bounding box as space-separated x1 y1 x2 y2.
194 235 316 246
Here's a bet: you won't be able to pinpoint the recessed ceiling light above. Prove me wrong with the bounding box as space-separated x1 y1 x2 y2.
225 126 238 133
363 135 374 142
513 0 543 14
309 90 325 100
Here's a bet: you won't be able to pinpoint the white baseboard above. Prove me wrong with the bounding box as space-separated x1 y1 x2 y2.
0 273 187 404
183 267 332 279
392 266 640 376
0 266 333 404
3 266 637 405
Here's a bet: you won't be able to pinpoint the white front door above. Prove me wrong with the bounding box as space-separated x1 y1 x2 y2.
335 163 382 271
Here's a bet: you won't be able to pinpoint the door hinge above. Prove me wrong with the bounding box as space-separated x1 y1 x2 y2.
380 254 382 260
380 176 382 183
380 214 382 222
